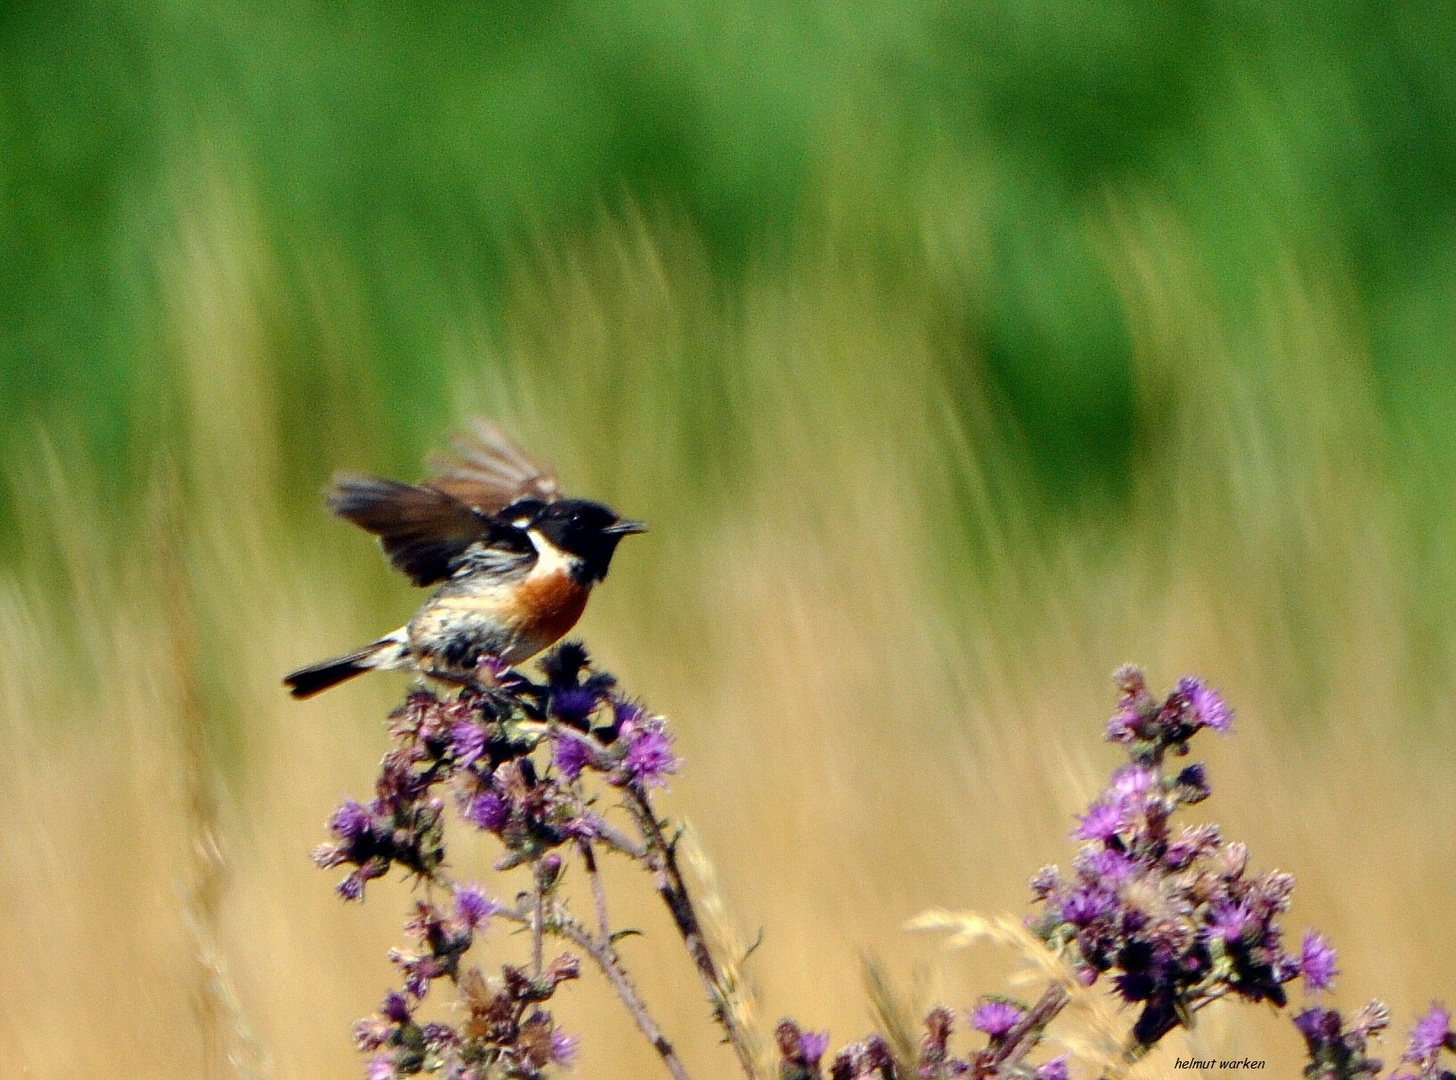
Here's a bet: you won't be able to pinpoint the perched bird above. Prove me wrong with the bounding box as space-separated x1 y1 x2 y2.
285 420 645 699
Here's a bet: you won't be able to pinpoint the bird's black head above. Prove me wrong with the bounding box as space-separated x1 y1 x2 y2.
528 498 646 582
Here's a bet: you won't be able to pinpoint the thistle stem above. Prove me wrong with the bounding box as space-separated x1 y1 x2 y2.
625 783 759 1080
503 902 695 1080
531 873 545 978
579 840 612 940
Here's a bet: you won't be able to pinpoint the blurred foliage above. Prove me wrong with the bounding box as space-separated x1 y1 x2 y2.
4 0 1455 519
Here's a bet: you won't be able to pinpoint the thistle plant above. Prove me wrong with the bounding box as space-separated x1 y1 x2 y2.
771 667 1450 1080
314 642 728 1080
313 649 1449 1080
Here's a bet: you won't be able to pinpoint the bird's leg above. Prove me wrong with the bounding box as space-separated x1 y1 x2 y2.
418 667 492 695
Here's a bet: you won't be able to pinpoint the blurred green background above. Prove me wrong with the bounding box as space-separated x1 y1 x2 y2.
8 1 1456 518
3 3 1456 1079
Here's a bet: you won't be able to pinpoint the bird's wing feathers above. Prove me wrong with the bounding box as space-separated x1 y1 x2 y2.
329 421 553 585
448 539 537 580
328 473 503 586
426 418 559 515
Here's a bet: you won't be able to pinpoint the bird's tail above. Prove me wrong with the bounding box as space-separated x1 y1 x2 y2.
284 630 411 699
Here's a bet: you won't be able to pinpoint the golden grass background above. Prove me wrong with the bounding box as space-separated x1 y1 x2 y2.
2 175 1453 1080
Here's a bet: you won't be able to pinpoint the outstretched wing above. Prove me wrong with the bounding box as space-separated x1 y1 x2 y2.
426 418 559 516
328 473 500 586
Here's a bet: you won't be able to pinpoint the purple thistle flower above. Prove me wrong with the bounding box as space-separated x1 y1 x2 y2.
337 872 366 901
553 732 591 781
625 728 679 785
338 863 388 902
1205 900 1254 944
1405 1003 1452 1064
1180 677 1232 733
1035 1058 1070 1080
462 790 510 832
329 799 374 839
365 1054 396 1080
1110 763 1158 802
454 883 498 930
315 767 446 898
1105 706 1139 743
1074 801 1123 842
970 1000 1024 1039
1294 1006 1342 1046
380 990 412 1024
776 1020 819 1071
551 687 600 727
613 698 646 728
1081 847 1136 885
1299 930 1338 992
549 1027 580 1067
448 720 486 766
620 715 681 787
799 1029 831 1066
1061 887 1118 927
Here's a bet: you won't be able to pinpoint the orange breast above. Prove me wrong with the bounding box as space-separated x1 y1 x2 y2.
514 569 590 651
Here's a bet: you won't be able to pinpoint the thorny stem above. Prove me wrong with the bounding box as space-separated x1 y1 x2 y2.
532 873 545 978
579 840 612 941
624 782 759 1080
502 901 695 1080
594 817 648 860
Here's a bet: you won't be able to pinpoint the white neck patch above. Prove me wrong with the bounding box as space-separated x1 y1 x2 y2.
527 529 582 579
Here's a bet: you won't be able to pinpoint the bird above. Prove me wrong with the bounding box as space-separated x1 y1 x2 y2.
284 419 645 699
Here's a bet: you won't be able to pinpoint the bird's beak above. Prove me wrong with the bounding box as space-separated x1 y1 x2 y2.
603 519 648 536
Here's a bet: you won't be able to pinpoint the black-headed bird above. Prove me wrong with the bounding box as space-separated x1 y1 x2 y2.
285 420 644 699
